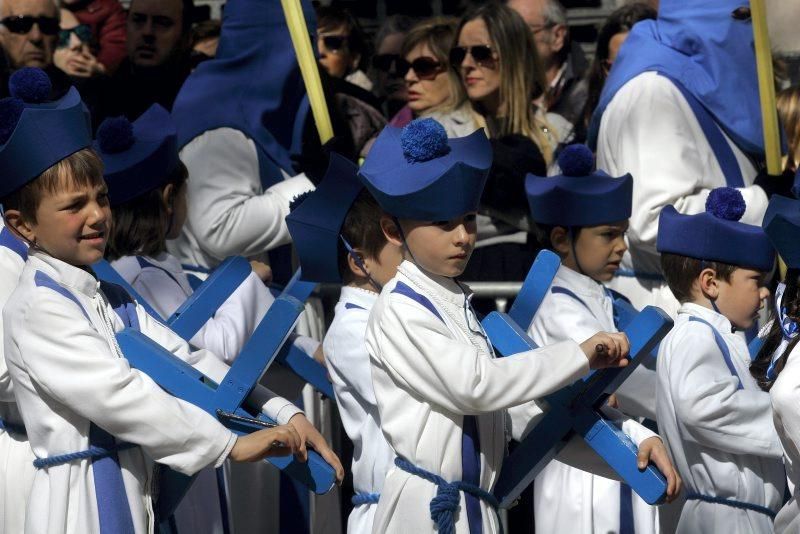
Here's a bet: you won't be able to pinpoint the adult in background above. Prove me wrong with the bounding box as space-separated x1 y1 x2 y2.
370 14 414 119
507 0 589 128
315 6 372 92
61 0 126 74
53 8 106 80
189 19 220 69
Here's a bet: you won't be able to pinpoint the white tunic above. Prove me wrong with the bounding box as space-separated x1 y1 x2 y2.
366 260 632 534
596 72 768 316
323 286 395 534
656 303 785 534
772 341 800 532
528 265 658 534
168 127 314 269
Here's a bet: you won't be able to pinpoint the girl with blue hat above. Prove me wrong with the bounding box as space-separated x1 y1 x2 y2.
655 187 784 533
358 118 632 534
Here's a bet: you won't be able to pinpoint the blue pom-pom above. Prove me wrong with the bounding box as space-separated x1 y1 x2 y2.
97 116 135 154
705 187 746 221
289 191 312 213
8 67 51 103
0 97 24 145
400 118 450 163
558 144 594 177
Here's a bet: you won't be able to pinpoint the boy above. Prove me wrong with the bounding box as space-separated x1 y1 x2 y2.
655 186 786 533
526 144 677 534
286 154 402 533
357 118 654 534
0 67 310 533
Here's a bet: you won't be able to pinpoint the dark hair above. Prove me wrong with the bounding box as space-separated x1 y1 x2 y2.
660 252 737 303
105 163 188 261
338 189 387 284
374 14 415 51
190 19 221 47
316 6 368 68
534 224 582 252
582 3 656 130
751 268 800 390
1 148 105 224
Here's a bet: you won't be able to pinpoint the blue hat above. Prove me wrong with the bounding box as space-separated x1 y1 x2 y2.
358 118 492 221
657 187 775 271
0 68 92 198
763 195 800 269
285 153 363 283
95 104 180 207
525 144 632 227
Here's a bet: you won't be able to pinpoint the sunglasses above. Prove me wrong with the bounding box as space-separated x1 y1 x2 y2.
320 34 349 53
372 53 400 72
1 15 60 35
58 24 92 48
449 45 496 68
397 57 444 81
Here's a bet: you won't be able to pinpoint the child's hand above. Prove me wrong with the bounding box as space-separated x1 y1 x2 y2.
580 332 630 369
312 344 326 367
288 413 345 483
249 261 273 284
229 424 305 462
637 436 682 503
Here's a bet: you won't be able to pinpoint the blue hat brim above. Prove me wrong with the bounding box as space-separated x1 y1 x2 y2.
763 195 800 269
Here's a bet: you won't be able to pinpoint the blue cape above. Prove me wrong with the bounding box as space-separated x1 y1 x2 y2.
588 0 772 158
171 0 315 187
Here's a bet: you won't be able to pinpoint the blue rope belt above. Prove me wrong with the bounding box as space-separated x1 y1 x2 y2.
615 268 665 282
395 457 503 534
0 416 26 435
33 442 138 469
351 492 380 506
686 492 777 519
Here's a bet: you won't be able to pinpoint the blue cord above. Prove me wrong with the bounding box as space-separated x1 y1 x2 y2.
33 442 137 469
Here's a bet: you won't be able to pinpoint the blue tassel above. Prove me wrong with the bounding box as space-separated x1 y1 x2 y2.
558 144 594 177
705 187 746 221
8 67 51 103
400 118 451 163
0 97 24 145
97 116 135 154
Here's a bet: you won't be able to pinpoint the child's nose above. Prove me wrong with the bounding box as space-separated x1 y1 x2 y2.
759 286 770 301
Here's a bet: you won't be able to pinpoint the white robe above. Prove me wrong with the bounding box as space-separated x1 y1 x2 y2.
596 72 768 316
323 286 395 534
4 251 301 533
366 260 641 534
656 303 785 534
528 265 659 534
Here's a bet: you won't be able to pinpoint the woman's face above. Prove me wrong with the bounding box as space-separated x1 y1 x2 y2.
456 18 500 110
317 24 358 79
605 31 629 72
404 43 450 115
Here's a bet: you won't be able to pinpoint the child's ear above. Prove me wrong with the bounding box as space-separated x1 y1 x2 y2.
698 267 720 299
161 183 175 215
380 215 404 248
4 210 36 245
346 247 368 278
550 226 571 256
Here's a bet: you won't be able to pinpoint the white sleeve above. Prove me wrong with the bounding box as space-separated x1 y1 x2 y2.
0 252 23 402
771 348 800 467
180 128 314 261
14 289 235 475
367 294 590 415
529 291 606 347
325 310 379 406
664 323 782 457
136 306 302 425
596 73 768 262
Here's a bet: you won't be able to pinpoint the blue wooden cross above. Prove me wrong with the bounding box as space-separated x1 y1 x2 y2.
480 250 673 508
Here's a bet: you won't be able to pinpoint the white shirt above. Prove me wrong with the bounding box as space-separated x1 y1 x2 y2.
169 127 314 269
656 303 785 534
596 72 768 314
770 340 800 532
324 286 395 534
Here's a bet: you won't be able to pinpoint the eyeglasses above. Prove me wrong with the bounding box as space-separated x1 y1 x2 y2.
320 34 349 53
449 45 496 69
1 15 60 35
397 56 444 80
58 24 92 48
731 6 751 20
371 53 400 72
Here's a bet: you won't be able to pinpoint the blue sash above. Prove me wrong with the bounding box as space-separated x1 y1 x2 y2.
687 316 743 390
0 226 27 260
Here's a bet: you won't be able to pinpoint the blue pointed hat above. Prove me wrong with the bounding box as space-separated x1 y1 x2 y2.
358 118 492 221
763 195 800 269
657 187 775 271
0 68 92 198
285 153 363 283
526 144 632 227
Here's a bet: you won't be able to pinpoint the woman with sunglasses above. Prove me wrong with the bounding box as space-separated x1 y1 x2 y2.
315 6 372 92
61 0 127 74
53 9 105 79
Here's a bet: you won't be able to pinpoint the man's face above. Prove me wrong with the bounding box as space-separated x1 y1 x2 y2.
127 0 184 68
507 0 566 69
0 0 58 69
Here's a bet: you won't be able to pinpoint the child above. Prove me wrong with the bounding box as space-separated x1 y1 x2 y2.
752 194 800 532
0 67 308 533
526 144 678 534
655 186 785 533
286 154 402 533
357 118 646 534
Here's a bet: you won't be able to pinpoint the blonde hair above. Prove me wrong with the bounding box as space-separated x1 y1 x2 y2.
778 86 800 171
457 3 555 163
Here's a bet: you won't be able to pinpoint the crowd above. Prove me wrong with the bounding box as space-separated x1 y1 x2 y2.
1 0 800 533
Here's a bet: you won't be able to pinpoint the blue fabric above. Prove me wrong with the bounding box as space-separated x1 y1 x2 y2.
99 280 141 330
89 424 136 534
351 493 380 506
215 467 232 534
550 286 591 312
359 123 492 221
172 0 315 186
763 195 800 268
344 302 365 311
391 281 444 324
34 270 91 322
688 316 743 390
96 104 180 207
186 273 203 291
461 415 482 534
620 483 635 534
394 457 502 534
0 226 27 260
656 204 775 271
685 492 776 518
587 0 782 159
613 268 664 282
285 154 363 283
0 416 26 435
